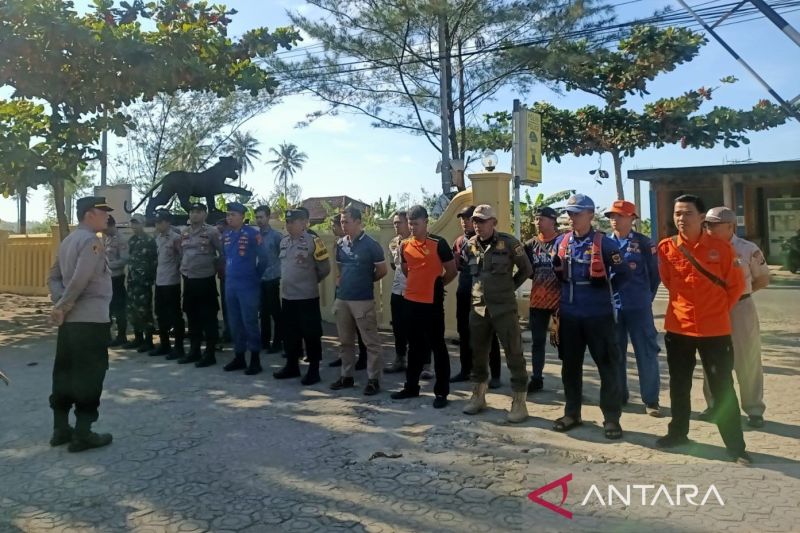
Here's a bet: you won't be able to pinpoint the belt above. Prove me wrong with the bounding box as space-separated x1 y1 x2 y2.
739 293 751 301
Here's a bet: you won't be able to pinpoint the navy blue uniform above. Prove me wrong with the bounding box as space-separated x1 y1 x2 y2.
223 226 262 354
611 231 661 406
554 229 630 425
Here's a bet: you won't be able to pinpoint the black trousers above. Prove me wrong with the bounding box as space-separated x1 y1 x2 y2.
283 298 323 363
665 332 746 454
50 323 110 430
390 293 409 357
155 284 184 348
109 275 127 339
456 291 500 378
404 299 450 397
530 308 555 381
260 279 283 348
183 275 219 350
219 278 230 340
558 313 622 423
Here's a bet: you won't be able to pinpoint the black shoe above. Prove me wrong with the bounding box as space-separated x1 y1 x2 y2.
50 427 73 447
390 387 420 400
195 353 217 368
488 377 501 390
137 341 155 353
355 356 367 371
363 379 380 396
165 350 182 361
527 378 543 393
655 434 691 449
148 344 171 357
244 352 262 376
698 407 717 422
328 358 343 368
301 368 320 386
433 395 448 409
330 377 355 390
178 353 201 365
67 431 113 453
108 336 127 348
273 363 301 379
449 372 469 383
267 343 283 354
223 355 247 372
747 415 765 428
121 339 142 350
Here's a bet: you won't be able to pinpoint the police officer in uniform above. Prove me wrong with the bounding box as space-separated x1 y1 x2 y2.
273 208 331 385
551 194 629 440
123 214 157 353
605 200 662 416
703 206 770 428
221 202 264 375
179 202 223 367
151 209 185 358
461 205 533 423
47 196 114 452
104 215 129 346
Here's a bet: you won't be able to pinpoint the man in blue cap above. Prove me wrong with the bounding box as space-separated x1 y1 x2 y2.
551 193 630 440
221 202 264 375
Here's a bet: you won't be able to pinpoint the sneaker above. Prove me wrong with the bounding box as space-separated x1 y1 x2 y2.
449 372 469 383
488 377 501 390
67 431 113 453
420 365 434 380
527 378 543 393
433 395 448 409
385 357 407 374
50 427 73 447
698 407 717 422
328 358 343 368
390 387 420 400
330 377 355 390
747 415 765 428
363 379 380 396
732 451 753 466
655 434 691 449
645 403 662 418
273 364 301 379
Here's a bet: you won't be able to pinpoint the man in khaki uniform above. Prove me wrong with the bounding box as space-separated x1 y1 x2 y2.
703 206 771 428
461 205 533 422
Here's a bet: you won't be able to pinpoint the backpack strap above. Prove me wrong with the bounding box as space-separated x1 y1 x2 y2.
670 236 727 288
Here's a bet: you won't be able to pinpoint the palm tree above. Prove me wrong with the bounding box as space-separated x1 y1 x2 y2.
226 131 262 186
267 142 308 198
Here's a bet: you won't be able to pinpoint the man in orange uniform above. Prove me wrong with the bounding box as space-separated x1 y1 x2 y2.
656 194 750 464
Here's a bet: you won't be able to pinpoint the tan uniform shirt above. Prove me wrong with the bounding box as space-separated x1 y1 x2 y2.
279 231 331 300
179 223 222 279
731 235 770 295
105 232 128 278
156 227 183 286
48 224 112 323
463 231 532 317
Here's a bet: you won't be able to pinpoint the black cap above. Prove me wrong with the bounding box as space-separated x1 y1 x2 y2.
189 202 207 212
154 209 172 222
226 202 247 214
535 206 558 220
107 215 116 226
76 196 113 218
457 205 476 218
285 208 308 221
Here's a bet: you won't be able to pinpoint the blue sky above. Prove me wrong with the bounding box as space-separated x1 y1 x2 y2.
2 0 799 224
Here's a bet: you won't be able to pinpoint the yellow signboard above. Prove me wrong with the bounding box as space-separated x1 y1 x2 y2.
524 112 542 184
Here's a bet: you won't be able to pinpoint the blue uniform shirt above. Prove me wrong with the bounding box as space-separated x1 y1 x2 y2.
554 229 630 319
223 225 262 288
335 231 386 301
610 231 660 310
258 226 283 282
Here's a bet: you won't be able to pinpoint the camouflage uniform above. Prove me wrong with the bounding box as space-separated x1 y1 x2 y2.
126 233 158 333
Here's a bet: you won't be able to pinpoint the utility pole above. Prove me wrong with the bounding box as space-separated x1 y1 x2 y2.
749 0 800 48
437 7 451 195
100 108 108 187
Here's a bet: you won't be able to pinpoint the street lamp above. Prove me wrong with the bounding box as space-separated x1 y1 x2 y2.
481 149 498 172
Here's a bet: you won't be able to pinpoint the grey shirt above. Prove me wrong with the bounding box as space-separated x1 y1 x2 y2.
156 227 182 286
105 232 128 278
280 231 331 300
179 223 222 279
48 224 113 323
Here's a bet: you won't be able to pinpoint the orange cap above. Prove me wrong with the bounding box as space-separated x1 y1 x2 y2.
604 200 638 218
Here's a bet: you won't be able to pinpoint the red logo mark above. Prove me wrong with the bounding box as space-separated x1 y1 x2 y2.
528 473 573 519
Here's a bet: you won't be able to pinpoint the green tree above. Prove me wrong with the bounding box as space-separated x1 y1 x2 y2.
267 142 308 198
226 130 262 182
372 196 398 219
469 26 789 200
0 0 299 239
272 0 613 193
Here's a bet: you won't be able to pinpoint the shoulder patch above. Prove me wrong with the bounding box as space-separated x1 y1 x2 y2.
313 237 329 261
753 250 766 265
92 242 101 255
496 240 506 250
513 243 525 257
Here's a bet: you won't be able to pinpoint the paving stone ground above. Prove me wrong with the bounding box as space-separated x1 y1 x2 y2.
1 281 799 532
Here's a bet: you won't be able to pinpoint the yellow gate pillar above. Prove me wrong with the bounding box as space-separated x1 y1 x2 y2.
468 172 511 233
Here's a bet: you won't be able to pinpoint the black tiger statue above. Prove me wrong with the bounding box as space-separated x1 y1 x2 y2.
124 156 251 217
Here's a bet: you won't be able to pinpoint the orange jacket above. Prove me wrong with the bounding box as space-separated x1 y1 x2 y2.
658 232 745 337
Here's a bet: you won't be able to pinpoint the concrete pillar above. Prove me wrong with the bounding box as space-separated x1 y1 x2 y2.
95 184 133 226
468 172 511 233
722 174 734 209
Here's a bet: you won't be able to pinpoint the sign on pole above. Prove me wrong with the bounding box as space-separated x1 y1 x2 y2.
513 106 542 185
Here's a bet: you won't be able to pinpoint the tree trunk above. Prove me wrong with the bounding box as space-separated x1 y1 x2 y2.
611 150 625 200
18 187 27 234
52 179 70 241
